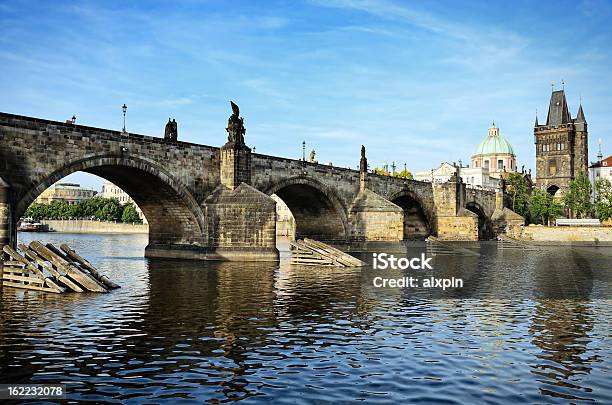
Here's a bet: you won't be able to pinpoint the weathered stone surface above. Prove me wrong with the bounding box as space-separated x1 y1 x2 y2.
204 183 278 261
348 189 403 241
0 111 521 262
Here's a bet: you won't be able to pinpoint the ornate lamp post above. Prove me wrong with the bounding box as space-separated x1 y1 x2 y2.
302 141 306 161
122 104 128 134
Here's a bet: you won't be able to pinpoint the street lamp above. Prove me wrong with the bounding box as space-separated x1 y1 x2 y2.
122 104 128 134
302 141 306 161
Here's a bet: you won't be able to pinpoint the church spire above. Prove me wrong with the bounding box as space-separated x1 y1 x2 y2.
535 110 539 127
576 102 586 123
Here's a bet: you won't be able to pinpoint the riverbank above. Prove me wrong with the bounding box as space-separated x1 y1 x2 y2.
40 219 148 234
517 225 612 244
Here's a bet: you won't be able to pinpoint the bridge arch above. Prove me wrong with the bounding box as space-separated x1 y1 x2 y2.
388 189 432 240
15 153 206 248
265 177 348 241
465 201 493 240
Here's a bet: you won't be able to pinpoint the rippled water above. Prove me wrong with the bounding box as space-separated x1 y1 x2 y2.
1 233 611 403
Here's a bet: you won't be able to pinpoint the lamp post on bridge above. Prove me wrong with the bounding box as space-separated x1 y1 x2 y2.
122 104 128 135
302 141 306 161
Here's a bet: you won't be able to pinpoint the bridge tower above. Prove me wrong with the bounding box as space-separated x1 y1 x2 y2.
534 87 588 198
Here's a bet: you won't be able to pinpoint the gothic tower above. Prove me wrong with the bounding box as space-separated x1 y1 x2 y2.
534 88 588 197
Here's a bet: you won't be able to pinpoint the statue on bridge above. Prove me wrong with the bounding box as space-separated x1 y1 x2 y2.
164 118 178 141
309 149 316 163
226 101 246 147
360 145 367 173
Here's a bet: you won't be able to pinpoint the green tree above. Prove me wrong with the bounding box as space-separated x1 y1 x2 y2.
563 171 593 218
529 188 563 225
97 198 123 222
373 166 388 176
394 169 413 179
121 202 142 224
595 178 612 221
504 172 529 219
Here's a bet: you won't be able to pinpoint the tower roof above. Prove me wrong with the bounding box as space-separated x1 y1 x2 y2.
546 90 571 126
576 103 586 123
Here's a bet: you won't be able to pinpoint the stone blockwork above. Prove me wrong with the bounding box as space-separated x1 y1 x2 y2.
348 189 403 241
204 184 278 261
0 112 517 261
433 179 479 241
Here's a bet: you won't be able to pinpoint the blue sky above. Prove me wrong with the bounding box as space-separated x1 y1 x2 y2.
1 0 611 190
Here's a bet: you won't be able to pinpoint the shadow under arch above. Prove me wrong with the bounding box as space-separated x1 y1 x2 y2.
465 201 492 240
265 177 348 241
388 189 431 240
15 153 206 249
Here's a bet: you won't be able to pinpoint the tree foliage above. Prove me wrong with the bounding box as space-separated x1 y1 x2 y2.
529 188 563 225
394 169 413 179
24 197 141 224
595 178 612 221
121 202 143 224
504 172 529 219
563 171 593 218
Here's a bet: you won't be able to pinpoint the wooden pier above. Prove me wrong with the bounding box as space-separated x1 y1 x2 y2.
290 238 365 267
1 241 120 294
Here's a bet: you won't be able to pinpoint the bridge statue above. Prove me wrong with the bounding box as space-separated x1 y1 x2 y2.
164 118 177 141
226 101 245 147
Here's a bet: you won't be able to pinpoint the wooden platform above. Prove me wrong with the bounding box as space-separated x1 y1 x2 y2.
1 241 120 294
290 238 365 267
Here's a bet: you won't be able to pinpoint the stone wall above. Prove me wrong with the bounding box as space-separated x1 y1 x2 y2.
348 189 403 241
518 226 612 243
40 219 148 234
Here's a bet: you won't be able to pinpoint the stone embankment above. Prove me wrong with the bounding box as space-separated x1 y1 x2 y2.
39 220 148 234
518 225 612 244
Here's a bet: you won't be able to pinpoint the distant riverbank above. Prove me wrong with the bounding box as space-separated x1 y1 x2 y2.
39 219 148 234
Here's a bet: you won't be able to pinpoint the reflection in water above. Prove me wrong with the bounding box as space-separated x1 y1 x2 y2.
0 233 610 403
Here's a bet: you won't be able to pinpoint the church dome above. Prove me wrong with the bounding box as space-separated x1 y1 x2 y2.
473 123 514 156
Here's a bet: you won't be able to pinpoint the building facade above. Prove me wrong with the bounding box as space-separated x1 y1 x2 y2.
589 155 611 199
534 89 588 197
100 182 147 223
271 194 295 238
415 162 500 189
471 122 517 178
35 182 97 204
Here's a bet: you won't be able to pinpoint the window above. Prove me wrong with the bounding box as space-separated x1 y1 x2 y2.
510 160 513 170
497 160 504 170
484 160 489 169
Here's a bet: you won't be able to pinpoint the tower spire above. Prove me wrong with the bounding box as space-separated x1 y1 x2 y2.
535 109 539 127
576 101 586 123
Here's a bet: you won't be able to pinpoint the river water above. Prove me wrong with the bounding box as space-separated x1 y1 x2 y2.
1 233 610 403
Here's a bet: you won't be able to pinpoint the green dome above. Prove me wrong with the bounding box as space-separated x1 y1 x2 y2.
473 125 514 156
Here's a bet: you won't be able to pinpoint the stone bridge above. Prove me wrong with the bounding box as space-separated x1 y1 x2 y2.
0 111 523 261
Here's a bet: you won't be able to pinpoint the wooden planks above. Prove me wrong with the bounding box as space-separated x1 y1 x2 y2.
290 239 365 267
1 241 120 294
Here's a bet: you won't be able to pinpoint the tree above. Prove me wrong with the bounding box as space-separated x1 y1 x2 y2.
595 178 612 221
372 166 389 176
504 172 529 219
529 188 563 225
563 171 593 218
394 169 413 179
97 198 123 222
121 202 142 224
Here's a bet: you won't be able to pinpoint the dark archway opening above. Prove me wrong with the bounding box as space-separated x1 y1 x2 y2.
271 183 346 242
392 195 430 240
466 202 492 240
547 185 560 197
15 162 205 252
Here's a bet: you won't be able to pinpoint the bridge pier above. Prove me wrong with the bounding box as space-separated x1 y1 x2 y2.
433 175 479 241
204 139 279 261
